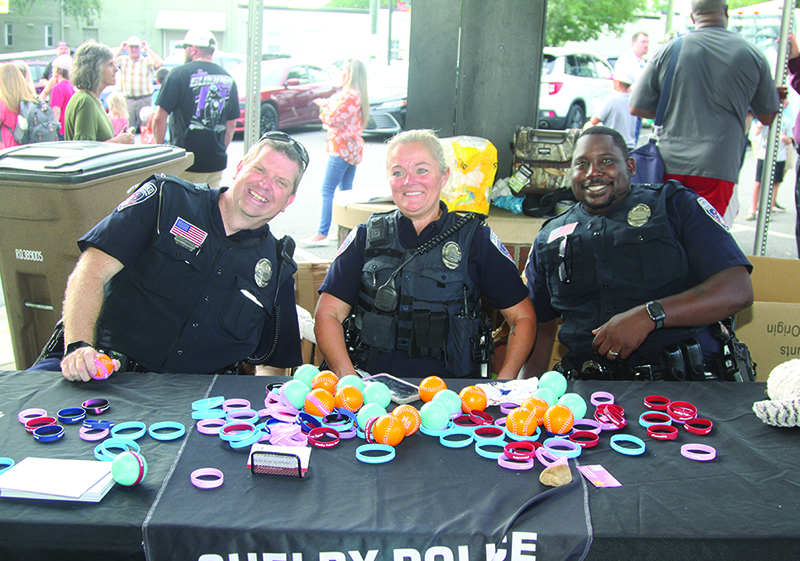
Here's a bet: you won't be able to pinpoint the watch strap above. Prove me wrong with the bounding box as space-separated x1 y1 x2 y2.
646 301 665 330
66 340 93 355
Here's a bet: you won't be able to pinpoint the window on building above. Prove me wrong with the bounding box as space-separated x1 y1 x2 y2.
45 24 54 47
4 23 12 47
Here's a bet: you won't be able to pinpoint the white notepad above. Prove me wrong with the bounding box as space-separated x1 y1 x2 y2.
0 457 115 502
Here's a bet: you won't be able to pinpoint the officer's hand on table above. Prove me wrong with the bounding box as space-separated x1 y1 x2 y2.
61 347 120 382
591 305 654 361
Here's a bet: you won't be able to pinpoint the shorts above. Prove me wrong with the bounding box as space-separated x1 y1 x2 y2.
755 159 786 183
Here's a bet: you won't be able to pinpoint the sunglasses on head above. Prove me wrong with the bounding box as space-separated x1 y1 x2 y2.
260 131 309 171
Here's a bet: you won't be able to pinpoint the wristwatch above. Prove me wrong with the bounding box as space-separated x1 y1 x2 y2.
65 340 93 356
645 301 666 330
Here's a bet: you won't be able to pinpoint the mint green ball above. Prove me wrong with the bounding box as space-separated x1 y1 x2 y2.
558 393 587 419
337 374 365 392
420 402 450 430
282 379 311 409
431 389 462 417
533 387 557 406
539 370 568 398
111 451 147 486
293 364 319 389
363 382 392 408
357 402 387 429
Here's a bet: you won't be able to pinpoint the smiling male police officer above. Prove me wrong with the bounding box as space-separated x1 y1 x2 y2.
38 133 307 381
523 126 754 381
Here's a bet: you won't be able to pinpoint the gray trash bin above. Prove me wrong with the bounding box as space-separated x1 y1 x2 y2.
0 141 194 369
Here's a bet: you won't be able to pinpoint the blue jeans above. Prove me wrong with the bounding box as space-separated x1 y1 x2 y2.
317 155 356 236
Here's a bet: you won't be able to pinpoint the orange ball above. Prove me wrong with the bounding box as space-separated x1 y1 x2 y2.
505 407 537 436
418 376 447 402
543 404 575 435
335 385 364 413
312 370 338 394
521 397 549 425
371 414 405 446
304 388 335 417
91 353 115 380
391 404 421 435
459 385 488 413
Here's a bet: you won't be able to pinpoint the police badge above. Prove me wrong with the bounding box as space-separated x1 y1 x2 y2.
627 204 651 227
442 241 462 270
254 258 273 287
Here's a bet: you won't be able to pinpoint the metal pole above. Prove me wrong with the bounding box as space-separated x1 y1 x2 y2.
665 0 674 38
387 0 394 64
753 0 795 255
244 0 264 153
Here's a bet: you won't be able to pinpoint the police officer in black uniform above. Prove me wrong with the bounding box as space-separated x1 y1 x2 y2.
523 126 754 381
56 132 308 381
315 129 536 379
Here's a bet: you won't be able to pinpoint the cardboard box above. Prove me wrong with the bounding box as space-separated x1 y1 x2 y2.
735 256 800 381
293 260 331 366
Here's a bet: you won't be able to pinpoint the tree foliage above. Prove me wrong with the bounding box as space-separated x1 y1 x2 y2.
728 0 769 9
12 0 102 21
546 0 648 46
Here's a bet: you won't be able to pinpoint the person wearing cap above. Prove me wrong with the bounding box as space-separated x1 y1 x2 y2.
588 65 638 150
46 54 75 140
114 35 163 133
153 28 239 189
39 40 70 89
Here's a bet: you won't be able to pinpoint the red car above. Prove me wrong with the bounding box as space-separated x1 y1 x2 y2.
232 59 340 134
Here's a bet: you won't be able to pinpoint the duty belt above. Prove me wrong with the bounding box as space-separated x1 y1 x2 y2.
99 348 240 375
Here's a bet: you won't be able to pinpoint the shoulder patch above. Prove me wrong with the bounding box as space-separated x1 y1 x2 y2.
490 230 515 263
335 229 357 258
696 197 729 231
117 181 157 212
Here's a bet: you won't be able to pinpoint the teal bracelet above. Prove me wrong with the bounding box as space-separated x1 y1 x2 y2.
148 421 186 441
439 427 474 449
475 440 507 460
192 408 227 420
111 421 147 440
610 434 646 456
504 425 541 442
191 396 225 410
0 457 14 475
96 437 140 461
355 444 395 464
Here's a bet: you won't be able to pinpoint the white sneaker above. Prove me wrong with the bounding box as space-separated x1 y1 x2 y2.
298 237 328 248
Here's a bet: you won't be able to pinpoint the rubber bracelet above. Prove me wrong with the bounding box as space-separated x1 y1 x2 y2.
590 391 614 406
504 441 537 460
439 427 474 448
222 398 251 412
474 440 507 460
322 413 351 427
571 419 602 435
355 443 395 464
79 426 109 441
535 446 561 467
192 396 224 410
225 408 260 424
610 434 646 456
81 398 110 415
639 411 672 428
95 437 140 461
148 421 186 441
473 425 505 442
25 416 57 433
452 415 481 431
57 407 86 424
569 430 600 448
308 426 341 448
110 421 147 440
191 468 224 489
219 422 258 442
364 417 379 444
229 430 263 449
647 424 679 440
33 424 65 442
335 408 358 424
296 412 322 433
666 401 697 423
419 424 451 437
498 454 535 470
681 443 717 461
684 418 713 435
505 425 541 442
18 408 47 424
0 457 14 475
494 416 507 427
469 410 494 424
644 395 671 411
197 418 227 435
596 403 625 416
543 437 582 458
191 408 227 420
499 402 521 415
338 426 358 439
83 419 114 430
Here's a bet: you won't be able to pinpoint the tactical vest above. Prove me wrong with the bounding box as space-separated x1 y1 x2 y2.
95 175 296 374
355 209 487 377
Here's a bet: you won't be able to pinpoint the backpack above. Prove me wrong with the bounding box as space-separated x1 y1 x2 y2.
12 100 59 144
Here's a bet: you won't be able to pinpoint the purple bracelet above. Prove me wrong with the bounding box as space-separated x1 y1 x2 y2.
79 426 109 441
681 443 717 462
571 418 602 435
197 418 227 435
590 391 614 407
18 408 47 424
498 454 535 471
222 398 251 412
535 446 561 468
191 468 224 489
499 402 521 415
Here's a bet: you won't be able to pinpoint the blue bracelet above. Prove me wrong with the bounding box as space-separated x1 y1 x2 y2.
96 437 140 461
57 407 86 424
355 444 396 464
475 440 507 460
639 411 672 428
111 421 147 440
191 408 227 420
420 423 452 437
83 419 114 430
148 421 186 441
543 437 582 459
296 412 322 433
225 408 260 424
610 434 646 456
192 396 225 410
0 457 14 475
229 429 263 449
33 424 64 442
439 427 474 448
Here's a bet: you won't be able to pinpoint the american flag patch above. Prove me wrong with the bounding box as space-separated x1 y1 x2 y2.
170 217 207 246
547 222 577 244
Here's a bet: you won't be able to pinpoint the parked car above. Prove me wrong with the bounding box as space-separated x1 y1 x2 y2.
363 61 408 136
230 59 340 134
160 50 246 75
538 48 615 130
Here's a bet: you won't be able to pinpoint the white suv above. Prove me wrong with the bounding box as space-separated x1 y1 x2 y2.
538 48 615 130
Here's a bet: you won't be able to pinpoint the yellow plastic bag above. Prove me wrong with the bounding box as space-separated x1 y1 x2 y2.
440 136 497 214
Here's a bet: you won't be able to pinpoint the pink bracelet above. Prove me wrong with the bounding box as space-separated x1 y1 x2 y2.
681 443 716 461
79 426 109 441
191 468 224 489
197 418 227 435
18 408 47 424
